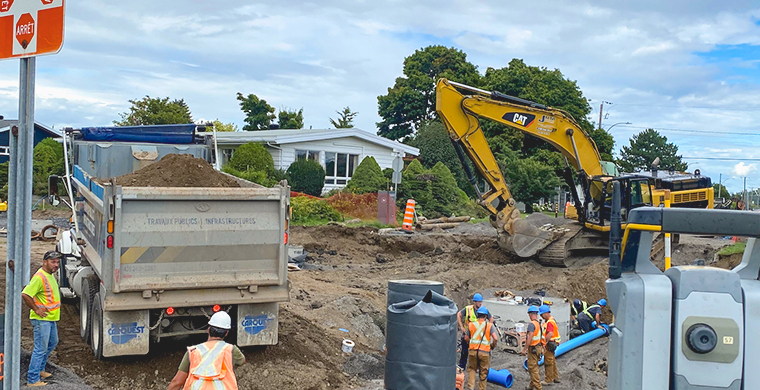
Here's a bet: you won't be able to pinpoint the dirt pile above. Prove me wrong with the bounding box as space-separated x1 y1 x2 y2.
111 154 240 188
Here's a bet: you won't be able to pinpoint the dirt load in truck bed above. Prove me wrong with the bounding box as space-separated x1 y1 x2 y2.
110 153 240 187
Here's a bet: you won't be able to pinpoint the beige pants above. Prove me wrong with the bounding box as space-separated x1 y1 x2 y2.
527 345 543 390
466 349 490 390
544 347 558 383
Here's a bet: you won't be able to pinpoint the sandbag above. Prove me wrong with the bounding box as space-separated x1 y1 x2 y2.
385 290 458 390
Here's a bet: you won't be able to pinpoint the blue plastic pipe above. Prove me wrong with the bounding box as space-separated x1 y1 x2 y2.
487 368 513 388
523 324 610 370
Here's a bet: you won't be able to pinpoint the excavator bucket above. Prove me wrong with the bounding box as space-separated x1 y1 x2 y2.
500 218 565 258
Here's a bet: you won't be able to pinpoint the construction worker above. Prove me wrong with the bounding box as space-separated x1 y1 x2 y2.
577 299 607 334
570 299 588 323
167 311 246 390
522 305 543 390
539 305 560 385
457 293 492 371
21 251 62 387
464 306 497 390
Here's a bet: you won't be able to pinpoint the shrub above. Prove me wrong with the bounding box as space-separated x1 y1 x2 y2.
228 142 274 174
397 159 433 216
345 156 386 194
396 159 475 218
270 168 289 185
221 165 271 186
326 192 378 220
287 159 325 196
428 162 462 217
291 196 342 223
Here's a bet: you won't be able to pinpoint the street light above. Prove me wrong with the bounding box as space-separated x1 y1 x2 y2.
605 121 632 131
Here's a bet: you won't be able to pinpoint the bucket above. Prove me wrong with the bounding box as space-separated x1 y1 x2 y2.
342 339 355 354
515 323 525 333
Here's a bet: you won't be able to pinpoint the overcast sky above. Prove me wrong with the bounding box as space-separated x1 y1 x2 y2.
1 0 759 194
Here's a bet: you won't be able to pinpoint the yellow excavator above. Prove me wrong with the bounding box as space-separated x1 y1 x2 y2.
435 78 713 266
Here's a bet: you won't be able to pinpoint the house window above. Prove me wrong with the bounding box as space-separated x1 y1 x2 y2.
296 149 320 162
0 147 9 156
324 152 360 185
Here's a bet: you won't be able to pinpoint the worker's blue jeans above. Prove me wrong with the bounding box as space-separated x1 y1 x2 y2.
27 319 58 384
458 335 468 369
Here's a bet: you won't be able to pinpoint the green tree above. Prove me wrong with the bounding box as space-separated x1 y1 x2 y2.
32 138 65 195
713 183 730 198
278 108 304 129
502 156 561 213
618 129 688 172
345 156 386 194
212 120 238 132
377 45 481 141
114 96 193 126
237 92 276 131
330 107 358 128
228 142 274 174
415 121 474 198
427 162 466 217
481 59 613 160
287 159 326 196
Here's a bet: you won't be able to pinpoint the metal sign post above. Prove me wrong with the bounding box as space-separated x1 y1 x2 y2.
1 1 65 388
4 57 35 390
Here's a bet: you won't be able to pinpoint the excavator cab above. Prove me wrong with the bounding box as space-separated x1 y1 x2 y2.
586 177 652 227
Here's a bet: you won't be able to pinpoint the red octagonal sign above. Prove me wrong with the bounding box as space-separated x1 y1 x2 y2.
15 13 34 49
0 0 13 13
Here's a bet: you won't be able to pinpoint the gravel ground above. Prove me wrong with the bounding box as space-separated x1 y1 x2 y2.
18 350 93 389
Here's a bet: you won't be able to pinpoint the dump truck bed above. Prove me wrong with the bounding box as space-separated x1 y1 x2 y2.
72 165 290 306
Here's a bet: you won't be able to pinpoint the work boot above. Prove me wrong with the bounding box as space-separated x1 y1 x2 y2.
40 371 53 379
27 381 47 387
553 379 561 384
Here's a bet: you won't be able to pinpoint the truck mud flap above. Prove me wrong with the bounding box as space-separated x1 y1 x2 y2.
237 303 278 346
103 310 149 357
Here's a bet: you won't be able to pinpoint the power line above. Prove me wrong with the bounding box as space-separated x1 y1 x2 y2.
612 124 760 136
683 157 760 161
597 103 760 111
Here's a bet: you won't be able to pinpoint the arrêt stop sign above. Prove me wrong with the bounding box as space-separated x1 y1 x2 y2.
15 12 33 49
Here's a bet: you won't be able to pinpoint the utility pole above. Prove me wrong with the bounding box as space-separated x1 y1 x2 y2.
598 101 612 130
744 177 748 210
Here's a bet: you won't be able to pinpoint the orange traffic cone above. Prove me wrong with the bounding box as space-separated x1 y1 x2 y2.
402 199 415 233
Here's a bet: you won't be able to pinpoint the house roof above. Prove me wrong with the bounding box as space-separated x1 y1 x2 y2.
214 128 419 156
0 120 61 137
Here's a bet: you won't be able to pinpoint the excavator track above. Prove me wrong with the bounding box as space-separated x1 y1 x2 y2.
535 223 586 267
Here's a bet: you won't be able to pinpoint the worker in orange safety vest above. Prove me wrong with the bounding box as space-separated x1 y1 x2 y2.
457 293 492 370
539 304 561 386
522 305 544 390
464 306 498 390
167 311 246 390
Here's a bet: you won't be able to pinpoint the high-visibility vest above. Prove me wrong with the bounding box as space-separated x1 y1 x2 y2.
32 270 60 315
468 319 493 352
581 304 601 320
464 305 477 325
183 340 238 390
543 317 561 343
572 300 588 316
529 320 543 347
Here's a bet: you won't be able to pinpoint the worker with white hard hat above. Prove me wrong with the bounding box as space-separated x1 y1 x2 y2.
167 311 246 390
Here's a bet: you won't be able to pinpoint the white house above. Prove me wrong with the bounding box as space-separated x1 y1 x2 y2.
214 128 419 192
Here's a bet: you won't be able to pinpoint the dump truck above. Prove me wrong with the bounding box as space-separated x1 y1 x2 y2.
51 124 290 358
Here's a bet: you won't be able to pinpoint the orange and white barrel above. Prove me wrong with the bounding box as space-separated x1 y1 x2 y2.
402 199 415 232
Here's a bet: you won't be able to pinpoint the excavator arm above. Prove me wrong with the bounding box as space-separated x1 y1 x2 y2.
435 78 609 257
